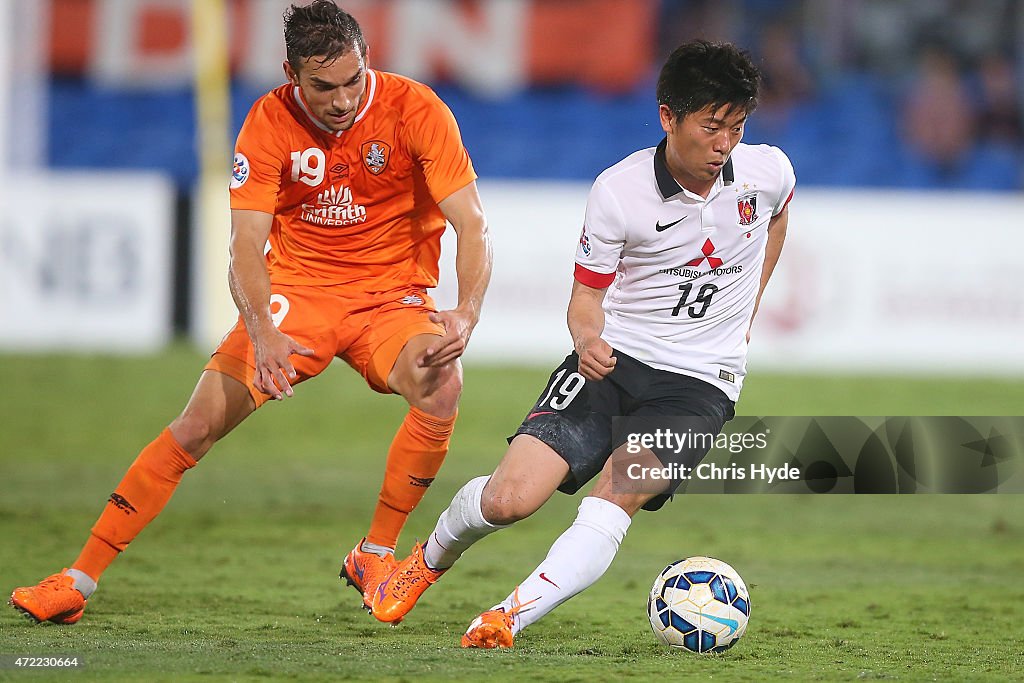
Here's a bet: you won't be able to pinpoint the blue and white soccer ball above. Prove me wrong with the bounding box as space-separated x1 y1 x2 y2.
647 556 751 653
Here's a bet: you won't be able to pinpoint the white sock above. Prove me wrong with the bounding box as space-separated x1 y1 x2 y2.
360 540 395 557
423 476 507 570
64 568 97 599
495 496 631 635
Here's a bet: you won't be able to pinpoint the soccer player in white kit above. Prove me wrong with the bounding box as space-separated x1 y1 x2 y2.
372 40 796 647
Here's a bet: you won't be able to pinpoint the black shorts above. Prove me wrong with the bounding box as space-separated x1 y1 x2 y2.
509 350 735 511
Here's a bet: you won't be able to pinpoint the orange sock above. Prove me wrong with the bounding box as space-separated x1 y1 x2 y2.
366 407 457 549
72 428 197 581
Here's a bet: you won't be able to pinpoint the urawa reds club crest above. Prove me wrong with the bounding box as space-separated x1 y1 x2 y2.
737 191 758 226
361 140 391 175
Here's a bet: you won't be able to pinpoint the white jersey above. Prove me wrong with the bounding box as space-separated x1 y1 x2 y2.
574 140 795 400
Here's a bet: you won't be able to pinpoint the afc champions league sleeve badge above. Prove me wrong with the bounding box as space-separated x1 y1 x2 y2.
579 226 592 256
230 152 250 188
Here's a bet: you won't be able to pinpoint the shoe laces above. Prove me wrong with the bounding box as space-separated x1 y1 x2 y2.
390 544 445 600
496 587 539 630
26 573 81 613
36 573 74 594
391 555 429 600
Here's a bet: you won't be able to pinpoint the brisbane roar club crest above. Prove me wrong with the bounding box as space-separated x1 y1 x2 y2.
737 191 758 226
361 140 391 175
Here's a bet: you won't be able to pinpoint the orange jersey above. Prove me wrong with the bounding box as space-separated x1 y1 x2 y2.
229 70 476 286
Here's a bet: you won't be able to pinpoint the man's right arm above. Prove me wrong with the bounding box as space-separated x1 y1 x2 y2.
568 279 616 380
228 209 313 400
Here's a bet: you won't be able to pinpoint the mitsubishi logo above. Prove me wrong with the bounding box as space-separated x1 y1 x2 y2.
685 238 723 268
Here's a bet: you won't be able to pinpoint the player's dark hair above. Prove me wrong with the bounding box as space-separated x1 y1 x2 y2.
657 40 761 121
284 1 367 73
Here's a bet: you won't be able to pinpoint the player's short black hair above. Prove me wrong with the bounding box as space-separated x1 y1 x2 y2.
657 40 761 121
284 1 367 73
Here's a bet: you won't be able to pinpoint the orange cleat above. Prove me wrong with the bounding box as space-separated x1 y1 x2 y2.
461 608 516 648
370 541 445 624
339 539 397 611
461 588 539 648
9 571 87 625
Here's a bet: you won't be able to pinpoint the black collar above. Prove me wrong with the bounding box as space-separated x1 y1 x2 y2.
654 138 734 199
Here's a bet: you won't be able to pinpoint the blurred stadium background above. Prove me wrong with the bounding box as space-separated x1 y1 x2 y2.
1 0 1023 374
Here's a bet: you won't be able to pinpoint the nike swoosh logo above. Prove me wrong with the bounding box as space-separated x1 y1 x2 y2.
539 572 560 589
527 411 555 420
686 609 739 635
655 216 687 232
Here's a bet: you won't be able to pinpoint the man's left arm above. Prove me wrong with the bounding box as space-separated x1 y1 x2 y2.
420 181 492 367
747 205 789 342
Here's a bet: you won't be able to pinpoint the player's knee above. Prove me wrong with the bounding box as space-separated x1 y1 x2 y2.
434 365 463 409
411 362 463 417
169 412 217 459
479 483 534 526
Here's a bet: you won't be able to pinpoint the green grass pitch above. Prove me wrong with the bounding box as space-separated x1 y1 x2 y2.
1 345 1022 681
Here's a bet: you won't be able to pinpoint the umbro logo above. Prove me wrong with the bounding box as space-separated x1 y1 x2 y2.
108 493 138 515
655 216 687 232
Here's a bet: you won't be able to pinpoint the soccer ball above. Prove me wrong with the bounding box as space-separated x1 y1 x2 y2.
647 556 751 653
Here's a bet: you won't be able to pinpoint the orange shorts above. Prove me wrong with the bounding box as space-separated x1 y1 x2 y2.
205 283 444 408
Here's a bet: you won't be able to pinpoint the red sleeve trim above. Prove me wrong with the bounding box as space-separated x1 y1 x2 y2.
574 263 615 289
774 188 795 216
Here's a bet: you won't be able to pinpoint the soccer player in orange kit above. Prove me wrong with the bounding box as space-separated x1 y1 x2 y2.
9 0 491 624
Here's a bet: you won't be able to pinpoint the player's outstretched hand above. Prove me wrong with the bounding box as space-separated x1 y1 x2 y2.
420 309 476 367
575 335 616 380
252 328 315 400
